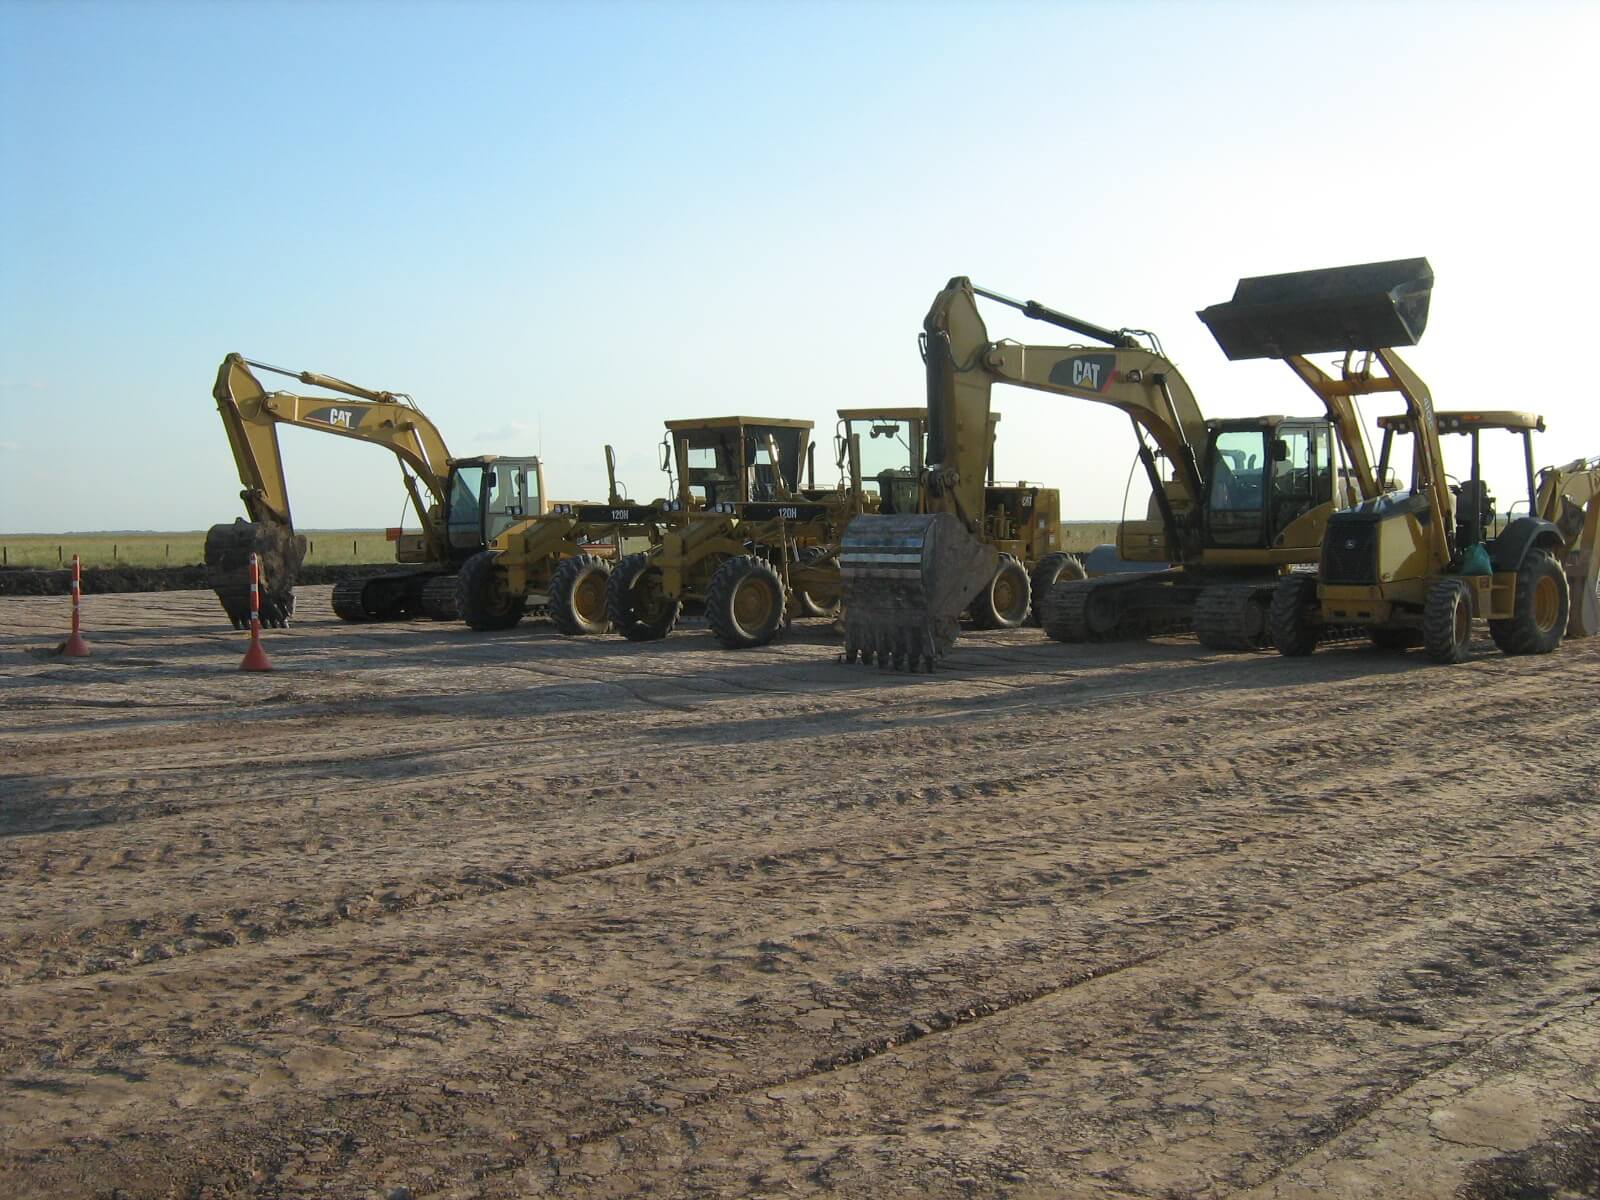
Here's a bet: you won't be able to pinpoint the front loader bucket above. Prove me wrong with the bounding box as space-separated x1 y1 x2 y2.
204 518 306 629
1198 257 1432 360
839 512 998 671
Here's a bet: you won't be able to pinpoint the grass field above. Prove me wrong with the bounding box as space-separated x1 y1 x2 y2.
0 531 396 569
1 521 1121 570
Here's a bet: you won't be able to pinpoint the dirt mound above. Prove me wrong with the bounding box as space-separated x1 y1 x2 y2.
0 564 391 597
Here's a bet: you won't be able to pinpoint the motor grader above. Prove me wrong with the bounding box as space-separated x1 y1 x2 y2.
450 445 662 634
206 354 544 627
837 407 1084 628
603 415 855 648
837 272 1386 670
1271 389 1600 661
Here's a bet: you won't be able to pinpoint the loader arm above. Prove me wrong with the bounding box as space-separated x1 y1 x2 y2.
213 353 454 559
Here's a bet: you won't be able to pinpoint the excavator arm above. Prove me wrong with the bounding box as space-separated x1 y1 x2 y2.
206 353 456 626
840 277 1211 670
922 278 1207 544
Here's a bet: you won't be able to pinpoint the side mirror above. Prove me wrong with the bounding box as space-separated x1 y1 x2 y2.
483 473 497 490
1270 438 1290 463
659 440 672 473
834 434 847 469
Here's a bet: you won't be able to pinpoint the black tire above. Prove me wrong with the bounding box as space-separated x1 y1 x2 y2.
1422 577 1474 664
455 551 527 631
548 554 612 636
1488 549 1569 656
968 555 1031 630
794 545 839 619
1368 626 1422 651
1269 574 1321 657
705 556 787 648
605 552 680 641
1028 552 1086 626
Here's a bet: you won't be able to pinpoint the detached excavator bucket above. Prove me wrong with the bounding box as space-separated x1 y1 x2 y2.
839 512 998 671
1198 257 1432 360
204 519 306 629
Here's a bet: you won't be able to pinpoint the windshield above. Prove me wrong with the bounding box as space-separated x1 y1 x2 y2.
484 461 539 540
1205 429 1267 547
847 418 920 514
447 467 485 551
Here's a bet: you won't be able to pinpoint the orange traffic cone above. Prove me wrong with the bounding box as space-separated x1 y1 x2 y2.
61 553 91 657
239 552 274 672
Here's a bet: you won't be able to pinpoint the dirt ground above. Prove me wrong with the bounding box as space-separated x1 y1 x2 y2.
2 587 1597 1200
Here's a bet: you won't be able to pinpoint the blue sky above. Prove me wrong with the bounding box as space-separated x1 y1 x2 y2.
3 0 1597 531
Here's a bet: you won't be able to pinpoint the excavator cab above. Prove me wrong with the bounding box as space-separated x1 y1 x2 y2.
443 456 545 559
1202 418 1337 549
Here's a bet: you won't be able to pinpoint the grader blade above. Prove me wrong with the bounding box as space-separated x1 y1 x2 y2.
839 512 997 670
204 519 305 628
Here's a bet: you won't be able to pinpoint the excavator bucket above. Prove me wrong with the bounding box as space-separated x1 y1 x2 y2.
839 512 998 670
204 519 306 629
1198 257 1433 360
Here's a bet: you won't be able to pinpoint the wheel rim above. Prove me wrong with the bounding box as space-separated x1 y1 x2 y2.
992 571 1024 620
574 571 607 622
1532 573 1560 631
734 576 775 629
1453 595 1470 645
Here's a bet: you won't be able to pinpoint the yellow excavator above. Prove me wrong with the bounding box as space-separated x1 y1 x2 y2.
838 269 1389 669
206 354 545 627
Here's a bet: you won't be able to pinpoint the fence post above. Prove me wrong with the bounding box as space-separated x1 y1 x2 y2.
58 545 63 564
352 538 357 558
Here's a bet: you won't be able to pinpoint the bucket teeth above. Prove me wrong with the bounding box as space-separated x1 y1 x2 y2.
839 512 997 671
204 520 307 628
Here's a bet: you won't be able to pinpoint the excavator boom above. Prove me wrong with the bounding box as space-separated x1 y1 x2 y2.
840 277 1211 669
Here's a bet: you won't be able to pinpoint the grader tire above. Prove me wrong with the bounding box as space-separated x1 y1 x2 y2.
1028 552 1086 627
1269 574 1321 657
1488 549 1569 656
968 555 1031 629
548 554 612 636
1422 577 1474 664
706 555 787 649
605 552 680 642
456 551 527 632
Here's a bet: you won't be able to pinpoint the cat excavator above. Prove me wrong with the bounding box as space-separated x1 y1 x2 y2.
206 354 544 627
838 267 1393 669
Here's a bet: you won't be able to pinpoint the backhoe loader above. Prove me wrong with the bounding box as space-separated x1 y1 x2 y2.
206 354 544 627
1271 389 1600 660
838 270 1386 669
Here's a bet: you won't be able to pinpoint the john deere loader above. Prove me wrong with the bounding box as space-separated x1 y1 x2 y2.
1269 350 1600 666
